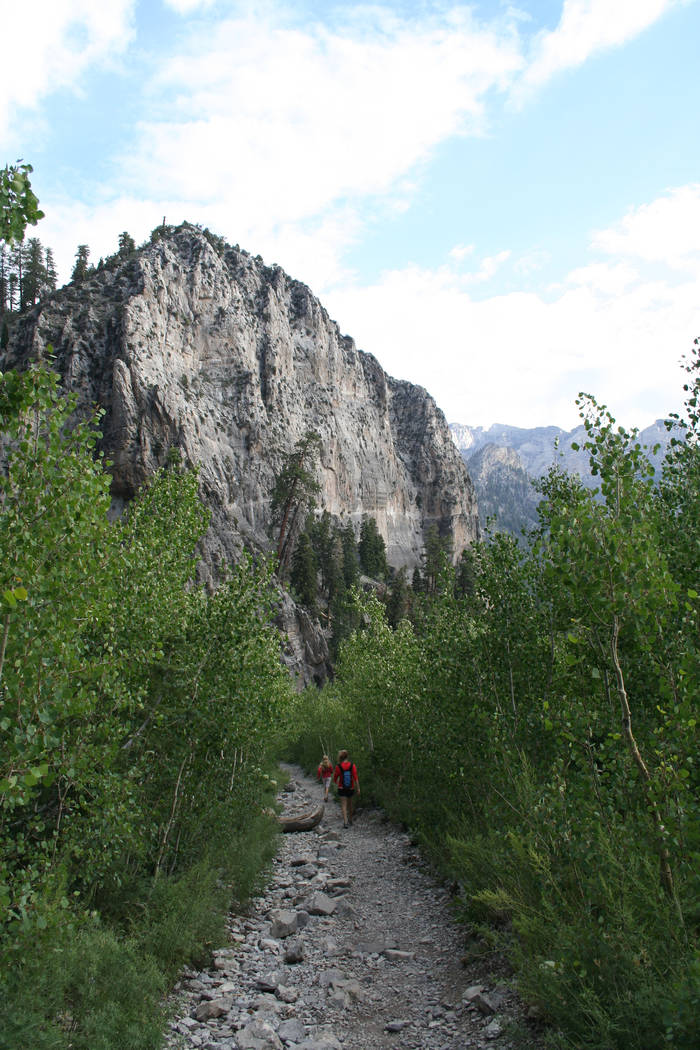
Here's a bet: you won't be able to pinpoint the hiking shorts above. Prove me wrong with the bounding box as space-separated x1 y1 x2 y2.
338 787 355 797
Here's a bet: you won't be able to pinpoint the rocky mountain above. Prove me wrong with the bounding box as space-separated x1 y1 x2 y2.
2 224 479 679
451 419 674 539
465 443 540 536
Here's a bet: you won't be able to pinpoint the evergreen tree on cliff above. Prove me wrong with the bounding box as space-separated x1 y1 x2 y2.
271 430 321 577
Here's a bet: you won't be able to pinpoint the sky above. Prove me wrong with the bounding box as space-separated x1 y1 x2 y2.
3 0 700 430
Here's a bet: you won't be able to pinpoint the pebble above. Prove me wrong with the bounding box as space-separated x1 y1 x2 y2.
161 765 543 1050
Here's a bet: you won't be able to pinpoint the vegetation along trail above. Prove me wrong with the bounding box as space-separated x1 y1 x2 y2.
164 765 541 1050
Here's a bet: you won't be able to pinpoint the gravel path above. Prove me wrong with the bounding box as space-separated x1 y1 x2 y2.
163 764 542 1050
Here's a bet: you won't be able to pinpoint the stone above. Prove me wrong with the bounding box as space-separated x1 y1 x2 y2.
463 985 485 1003
386 1019 411 1032
325 877 351 892
333 899 358 920
318 968 345 989
194 998 231 1021
269 910 299 939
278 1018 306 1043
297 1033 342 1050
307 893 336 917
326 988 348 1009
217 981 239 995
334 978 364 1002
237 1018 284 1050
276 984 299 1004
255 974 281 993
259 938 283 953
252 994 284 1016
354 938 395 954
483 1018 503 1040
284 938 305 964
472 992 497 1016
383 949 415 962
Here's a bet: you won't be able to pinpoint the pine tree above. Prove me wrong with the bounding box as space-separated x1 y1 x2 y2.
290 528 318 610
359 515 388 579
309 510 334 596
422 523 453 594
0 244 9 315
117 231 136 255
44 247 57 292
10 243 23 309
7 271 17 312
21 237 47 308
271 430 321 577
341 523 360 589
386 567 410 627
71 244 90 282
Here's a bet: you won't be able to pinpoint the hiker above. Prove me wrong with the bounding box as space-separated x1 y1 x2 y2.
317 754 334 802
334 749 360 828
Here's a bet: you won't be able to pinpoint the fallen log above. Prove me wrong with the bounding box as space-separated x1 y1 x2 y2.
278 804 324 833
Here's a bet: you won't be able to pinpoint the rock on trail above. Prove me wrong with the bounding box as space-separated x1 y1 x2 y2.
163 765 541 1050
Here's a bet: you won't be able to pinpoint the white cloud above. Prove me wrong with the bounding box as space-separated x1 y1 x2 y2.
464 249 512 283
514 249 550 276
449 243 475 262
0 1 135 139
521 0 684 94
122 8 523 238
591 184 700 269
323 193 700 430
163 0 217 12
566 261 639 295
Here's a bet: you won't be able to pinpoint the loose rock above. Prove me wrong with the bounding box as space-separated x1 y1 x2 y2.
161 765 543 1050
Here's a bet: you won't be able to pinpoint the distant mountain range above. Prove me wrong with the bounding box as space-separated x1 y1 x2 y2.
450 419 674 538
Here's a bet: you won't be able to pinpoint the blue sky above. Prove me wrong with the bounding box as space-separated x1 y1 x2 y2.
3 0 699 429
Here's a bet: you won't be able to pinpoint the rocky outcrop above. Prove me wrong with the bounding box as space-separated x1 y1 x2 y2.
3 224 479 584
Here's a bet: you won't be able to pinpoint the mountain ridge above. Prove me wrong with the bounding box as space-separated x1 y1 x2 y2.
450 418 674 537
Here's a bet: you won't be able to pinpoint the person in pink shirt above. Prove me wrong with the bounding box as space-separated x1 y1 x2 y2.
333 749 360 828
317 754 333 802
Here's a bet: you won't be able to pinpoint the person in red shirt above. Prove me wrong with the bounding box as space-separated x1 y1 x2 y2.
317 754 333 802
333 749 360 828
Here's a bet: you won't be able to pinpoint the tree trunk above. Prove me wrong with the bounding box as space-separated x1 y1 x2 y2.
278 804 324 833
610 616 684 931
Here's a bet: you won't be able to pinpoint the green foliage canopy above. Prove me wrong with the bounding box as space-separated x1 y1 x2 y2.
0 161 44 245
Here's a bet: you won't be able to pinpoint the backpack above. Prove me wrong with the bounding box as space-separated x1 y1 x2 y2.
341 762 353 789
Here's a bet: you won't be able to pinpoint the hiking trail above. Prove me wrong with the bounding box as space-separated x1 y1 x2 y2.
163 763 543 1050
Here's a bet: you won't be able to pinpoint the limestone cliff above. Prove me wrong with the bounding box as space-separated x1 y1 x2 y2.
3 224 479 585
